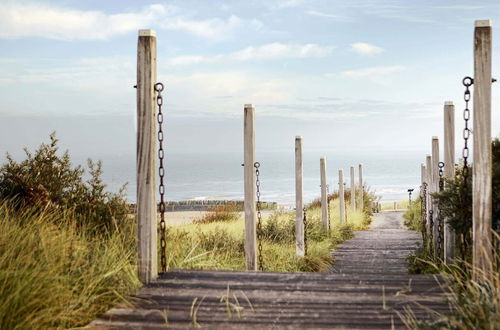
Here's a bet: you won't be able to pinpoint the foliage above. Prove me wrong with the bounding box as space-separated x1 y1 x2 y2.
403 197 423 232
166 199 371 272
193 204 240 224
0 133 128 232
0 200 140 329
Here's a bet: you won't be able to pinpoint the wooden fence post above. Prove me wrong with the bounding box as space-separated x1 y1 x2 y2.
425 155 432 248
244 104 257 270
136 29 158 284
444 101 456 264
338 169 346 223
350 166 356 213
295 136 305 256
358 164 364 211
431 136 440 258
320 157 329 231
473 19 493 280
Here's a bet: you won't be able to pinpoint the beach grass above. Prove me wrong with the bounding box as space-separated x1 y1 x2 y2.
166 198 371 272
380 200 409 211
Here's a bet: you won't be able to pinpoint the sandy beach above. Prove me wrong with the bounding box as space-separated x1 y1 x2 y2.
163 210 276 226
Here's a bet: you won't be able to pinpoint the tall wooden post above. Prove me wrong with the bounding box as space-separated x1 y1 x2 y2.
473 20 493 280
295 136 305 256
431 137 440 258
444 101 456 264
350 166 356 213
425 155 432 247
244 104 257 270
136 29 158 283
320 157 329 231
358 164 364 211
338 169 346 223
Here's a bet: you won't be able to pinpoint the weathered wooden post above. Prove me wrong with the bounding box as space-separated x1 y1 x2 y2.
244 104 257 270
425 155 432 247
444 101 456 264
473 20 493 280
320 157 329 231
431 137 440 258
358 164 363 211
136 29 158 283
295 136 305 256
338 169 346 223
350 166 356 213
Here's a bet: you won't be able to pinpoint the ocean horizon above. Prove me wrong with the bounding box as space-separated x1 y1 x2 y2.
75 150 422 207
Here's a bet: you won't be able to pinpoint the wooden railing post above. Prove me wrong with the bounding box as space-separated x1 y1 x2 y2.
244 104 257 270
295 136 305 256
444 101 456 264
431 136 440 258
338 169 346 223
473 19 493 280
350 166 356 213
320 157 329 231
136 29 158 284
358 164 363 211
425 155 432 248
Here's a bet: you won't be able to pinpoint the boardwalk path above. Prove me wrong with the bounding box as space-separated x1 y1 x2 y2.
90 211 448 329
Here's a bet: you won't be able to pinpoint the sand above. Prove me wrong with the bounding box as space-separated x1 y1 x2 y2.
161 210 275 226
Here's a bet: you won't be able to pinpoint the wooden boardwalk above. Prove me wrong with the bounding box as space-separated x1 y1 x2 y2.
89 211 449 329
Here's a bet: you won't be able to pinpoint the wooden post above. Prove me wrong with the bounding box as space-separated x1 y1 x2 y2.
444 101 456 264
136 29 158 283
350 166 356 213
473 20 493 280
244 104 257 270
431 136 440 258
425 155 432 245
320 157 329 231
358 164 363 211
338 169 346 223
295 136 305 256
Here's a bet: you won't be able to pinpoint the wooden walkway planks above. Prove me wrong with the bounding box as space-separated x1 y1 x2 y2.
89 211 449 329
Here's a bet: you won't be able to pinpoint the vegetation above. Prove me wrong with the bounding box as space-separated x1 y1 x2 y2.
402 139 500 329
0 133 129 233
166 198 372 272
0 200 140 329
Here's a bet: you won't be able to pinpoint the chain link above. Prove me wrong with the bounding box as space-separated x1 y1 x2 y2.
421 182 427 242
436 162 445 260
303 207 308 256
326 184 331 232
460 77 473 261
428 209 434 252
254 162 264 271
155 82 167 274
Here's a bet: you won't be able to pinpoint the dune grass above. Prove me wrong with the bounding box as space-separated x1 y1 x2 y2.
0 201 140 329
380 200 409 211
166 198 371 272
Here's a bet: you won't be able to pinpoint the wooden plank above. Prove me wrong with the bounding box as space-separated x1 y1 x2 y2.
338 169 346 223
244 104 257 270
443 101 456 264
136 29 157 283
295 136 304 256
473 19 493 280
320 157 329 231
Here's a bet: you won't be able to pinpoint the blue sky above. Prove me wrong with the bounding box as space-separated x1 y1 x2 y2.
1 0 500 158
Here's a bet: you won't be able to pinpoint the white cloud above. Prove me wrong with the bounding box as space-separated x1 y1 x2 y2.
341 65 404 78
305 10 340 19
351 42 384 55
278 0 304 8
166 43 335 66
0 2 262 41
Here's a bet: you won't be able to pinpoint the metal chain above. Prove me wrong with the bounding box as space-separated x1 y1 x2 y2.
254 162 264 271
326 184 331 231
428 209 434 252
421 182 427 242
303 207 308 256
437 162 445 260
461 77 473 261
155 82 167 274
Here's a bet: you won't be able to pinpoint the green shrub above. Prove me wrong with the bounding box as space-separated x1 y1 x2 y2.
193 204 240 224
0 133 128 232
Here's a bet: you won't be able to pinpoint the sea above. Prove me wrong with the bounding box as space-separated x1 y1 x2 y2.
89 150 423 207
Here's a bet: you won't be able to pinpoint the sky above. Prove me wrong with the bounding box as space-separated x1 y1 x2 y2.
1 0 500 160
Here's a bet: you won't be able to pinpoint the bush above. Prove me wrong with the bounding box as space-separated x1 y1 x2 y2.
193 204 240 224
0 133 128 232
